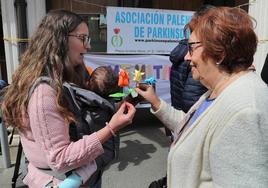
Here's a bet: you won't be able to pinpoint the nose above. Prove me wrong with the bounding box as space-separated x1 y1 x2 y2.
85 42 91 51
184 50 191 61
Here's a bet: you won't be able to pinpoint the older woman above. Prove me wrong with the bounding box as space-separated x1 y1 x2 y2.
137 7 268 188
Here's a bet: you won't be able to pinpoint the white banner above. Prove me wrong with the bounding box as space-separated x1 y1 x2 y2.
84 54 171 105
107 6 194 54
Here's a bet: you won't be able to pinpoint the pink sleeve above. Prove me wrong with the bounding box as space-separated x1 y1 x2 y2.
28 84 104 174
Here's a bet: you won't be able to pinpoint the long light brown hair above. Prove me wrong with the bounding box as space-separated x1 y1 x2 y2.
1 10 87 128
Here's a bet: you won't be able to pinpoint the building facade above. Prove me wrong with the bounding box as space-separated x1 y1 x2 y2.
1 0 266 83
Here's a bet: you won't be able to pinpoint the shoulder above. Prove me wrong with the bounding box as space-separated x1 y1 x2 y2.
210 72 268 141
29 83 57 105
216 72 266 106
28 77 57 98
33 83 56 95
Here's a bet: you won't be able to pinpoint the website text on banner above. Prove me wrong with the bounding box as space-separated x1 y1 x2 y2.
107 6 194 54
84 54 171 106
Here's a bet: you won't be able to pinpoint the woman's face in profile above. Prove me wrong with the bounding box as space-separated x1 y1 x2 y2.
68 22 91 66
184 31 218 87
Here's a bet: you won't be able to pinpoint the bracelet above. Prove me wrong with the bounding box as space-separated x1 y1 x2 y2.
106 122 116 137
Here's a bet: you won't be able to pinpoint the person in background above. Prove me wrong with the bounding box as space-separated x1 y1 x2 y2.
169 40 207 113
0 79 8 101
261 53 268 84
166 5 214 142
0 79 7 90
169 6 213 113
149 7 212 188
137 7 268 188
1 10 135 188
0 79 8 154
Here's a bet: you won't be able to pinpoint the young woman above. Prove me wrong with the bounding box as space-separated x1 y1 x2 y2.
1 10 136 188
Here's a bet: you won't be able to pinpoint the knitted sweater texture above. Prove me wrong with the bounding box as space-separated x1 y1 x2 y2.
152 72 268 188
19 84 104 187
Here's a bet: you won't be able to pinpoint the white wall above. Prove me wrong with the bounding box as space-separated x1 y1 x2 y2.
2 0 267 81
1 0 46 83
26 0 46 36
249 0 268 74
1 0 19 83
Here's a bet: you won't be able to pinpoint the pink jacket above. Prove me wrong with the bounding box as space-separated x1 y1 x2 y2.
19 84 104 187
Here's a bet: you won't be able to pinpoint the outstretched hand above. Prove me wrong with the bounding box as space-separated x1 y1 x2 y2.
135 84 161 111
109 102 136 132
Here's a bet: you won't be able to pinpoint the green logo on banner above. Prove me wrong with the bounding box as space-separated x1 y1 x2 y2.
111 28 123 47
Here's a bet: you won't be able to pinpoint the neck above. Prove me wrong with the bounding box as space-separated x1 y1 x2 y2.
209 70 248 99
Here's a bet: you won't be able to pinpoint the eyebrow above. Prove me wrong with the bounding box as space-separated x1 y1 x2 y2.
78 34 89 36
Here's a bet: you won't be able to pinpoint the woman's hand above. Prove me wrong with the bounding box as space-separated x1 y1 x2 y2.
109 102 136 132
135 84 161 111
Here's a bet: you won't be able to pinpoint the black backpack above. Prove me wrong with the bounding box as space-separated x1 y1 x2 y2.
27 77 120 183
62 81 120 167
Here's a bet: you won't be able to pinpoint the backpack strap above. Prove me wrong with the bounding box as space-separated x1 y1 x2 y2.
27 76 68 180
62 82 82 111
63 82 115 112
62 82 114 140
28 76 56 99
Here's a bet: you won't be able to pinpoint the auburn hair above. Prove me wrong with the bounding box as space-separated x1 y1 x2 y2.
192 7 258 73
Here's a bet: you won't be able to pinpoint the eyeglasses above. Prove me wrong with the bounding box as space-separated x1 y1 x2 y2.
187 41 202 56
68 34 91 48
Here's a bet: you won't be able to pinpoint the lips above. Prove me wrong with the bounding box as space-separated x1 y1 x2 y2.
190 62 197 68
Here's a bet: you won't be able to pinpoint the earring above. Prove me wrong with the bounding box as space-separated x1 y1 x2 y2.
216 62 221 65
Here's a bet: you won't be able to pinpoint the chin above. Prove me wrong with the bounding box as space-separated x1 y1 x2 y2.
192 76 200 81
191 70 200 81
78 55 84 64
192 72 201 80
75 60 84 65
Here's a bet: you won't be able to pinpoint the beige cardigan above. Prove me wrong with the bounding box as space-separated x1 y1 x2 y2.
152 72 268 188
